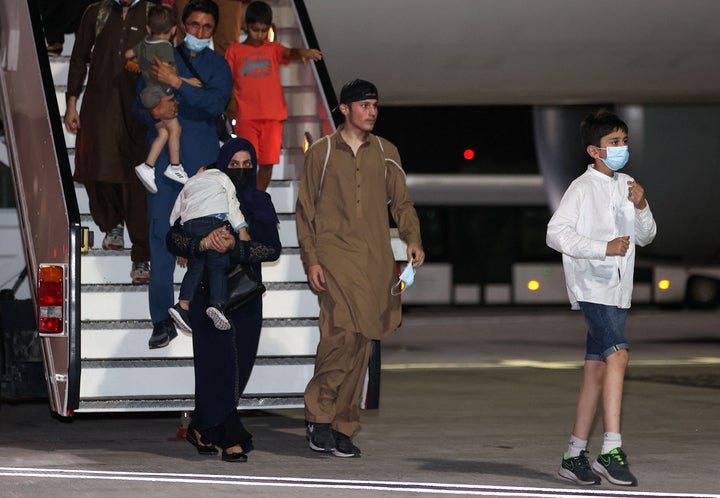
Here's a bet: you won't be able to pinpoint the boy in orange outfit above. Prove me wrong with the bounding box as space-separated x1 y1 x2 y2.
224 0 321 190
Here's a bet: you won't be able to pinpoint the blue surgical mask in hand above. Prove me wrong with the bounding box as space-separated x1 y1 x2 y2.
391 259 415 296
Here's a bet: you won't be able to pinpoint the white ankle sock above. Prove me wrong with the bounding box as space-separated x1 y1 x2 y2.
566 435 587 458
602 432 622 454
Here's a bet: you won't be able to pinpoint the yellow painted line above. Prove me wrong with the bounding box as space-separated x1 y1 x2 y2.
382 357 720 371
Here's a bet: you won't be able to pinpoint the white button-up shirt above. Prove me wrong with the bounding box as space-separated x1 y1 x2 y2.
170 169 247 232
546 165 657 309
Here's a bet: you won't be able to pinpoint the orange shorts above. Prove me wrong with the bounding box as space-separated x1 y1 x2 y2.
233 119 283 166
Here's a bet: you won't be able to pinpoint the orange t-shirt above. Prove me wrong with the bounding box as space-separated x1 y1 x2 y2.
225 41 291 121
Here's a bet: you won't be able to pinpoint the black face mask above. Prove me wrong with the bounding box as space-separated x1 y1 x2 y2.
226 168 253 190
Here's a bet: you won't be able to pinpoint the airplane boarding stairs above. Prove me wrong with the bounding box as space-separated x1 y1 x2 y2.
42 0 335 413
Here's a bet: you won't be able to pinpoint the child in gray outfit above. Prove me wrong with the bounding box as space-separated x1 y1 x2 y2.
125 4 199 193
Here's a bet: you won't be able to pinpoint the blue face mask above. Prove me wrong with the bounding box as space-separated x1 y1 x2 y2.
391 259 415 296
114 0 141 6
184 33 211 52
599 145 630 171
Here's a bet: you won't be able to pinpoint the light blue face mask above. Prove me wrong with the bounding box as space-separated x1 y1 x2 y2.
114 0 141 6
599 145 629 171
391 259 415 296
184 33 211 52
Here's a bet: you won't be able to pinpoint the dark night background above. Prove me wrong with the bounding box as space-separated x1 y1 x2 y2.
372 105 555 286
372 105 538 175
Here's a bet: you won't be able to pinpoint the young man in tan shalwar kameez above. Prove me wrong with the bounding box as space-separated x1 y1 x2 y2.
296 79 425 458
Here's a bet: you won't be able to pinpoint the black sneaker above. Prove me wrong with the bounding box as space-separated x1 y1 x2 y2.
332 430 361 458
306 422 334 453
148 319 177 349
168 303 192 335
592 448 638 486
558 450 601 485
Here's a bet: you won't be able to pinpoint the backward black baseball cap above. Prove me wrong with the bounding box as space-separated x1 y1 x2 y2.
339 79 378 104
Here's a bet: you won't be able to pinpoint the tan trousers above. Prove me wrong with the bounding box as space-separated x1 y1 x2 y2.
304 320 372 437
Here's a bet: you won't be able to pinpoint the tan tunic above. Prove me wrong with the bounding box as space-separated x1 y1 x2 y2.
296 127 422 340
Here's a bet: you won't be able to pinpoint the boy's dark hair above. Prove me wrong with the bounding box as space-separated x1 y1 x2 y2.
580 109 628 147
182 0 219 27
147 5 176 35
245 1 273 25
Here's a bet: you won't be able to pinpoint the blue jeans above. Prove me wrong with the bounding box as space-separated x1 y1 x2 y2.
578 302 629 361
180 216 229 306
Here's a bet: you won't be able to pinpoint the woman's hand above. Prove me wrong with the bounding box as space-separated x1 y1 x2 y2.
176 256 188 268
203 226 236 253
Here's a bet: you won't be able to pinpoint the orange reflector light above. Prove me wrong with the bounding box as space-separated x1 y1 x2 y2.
38 265 63 334
527 279 540 291
657 279 670 291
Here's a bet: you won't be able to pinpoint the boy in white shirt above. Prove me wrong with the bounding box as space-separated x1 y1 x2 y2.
168 165 248 333
546 110 656 487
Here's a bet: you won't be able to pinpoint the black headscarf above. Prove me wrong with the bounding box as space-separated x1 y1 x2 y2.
216 138 279 225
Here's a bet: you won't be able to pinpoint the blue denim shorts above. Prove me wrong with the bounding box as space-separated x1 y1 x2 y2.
578 302 629 361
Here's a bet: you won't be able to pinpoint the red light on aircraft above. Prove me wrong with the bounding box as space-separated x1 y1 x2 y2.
463 149 475 160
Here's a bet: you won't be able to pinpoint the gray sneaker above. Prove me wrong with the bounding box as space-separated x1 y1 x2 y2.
130 261 150 285
306 422 334 453
102 224 124 250
206 304 231 330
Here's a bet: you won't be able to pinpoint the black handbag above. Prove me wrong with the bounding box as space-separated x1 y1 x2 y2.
226 264 266 312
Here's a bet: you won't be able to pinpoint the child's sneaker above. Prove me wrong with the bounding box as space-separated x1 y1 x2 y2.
168 303 192 336
206 304 231 330
592 448 638 486
135 163 157 193
164 163 189 184
558 450 601 485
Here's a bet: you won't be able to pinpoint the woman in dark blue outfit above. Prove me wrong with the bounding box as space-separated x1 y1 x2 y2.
167 138 280 462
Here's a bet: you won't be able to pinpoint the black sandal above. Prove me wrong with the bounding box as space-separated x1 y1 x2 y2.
221 449 248 462
186 428 218 455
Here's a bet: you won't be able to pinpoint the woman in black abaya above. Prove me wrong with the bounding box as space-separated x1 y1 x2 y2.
167 138 280 462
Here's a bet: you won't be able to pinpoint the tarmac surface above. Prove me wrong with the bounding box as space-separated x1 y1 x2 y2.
1 307 719 497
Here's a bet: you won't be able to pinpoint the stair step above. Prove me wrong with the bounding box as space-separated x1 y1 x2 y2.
80 284 318 321
80 249 306 284
79 358 314 400
80 319 318 359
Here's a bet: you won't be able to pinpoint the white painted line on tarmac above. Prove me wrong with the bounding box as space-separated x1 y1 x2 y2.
382 357 720 371
0 467 717 497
